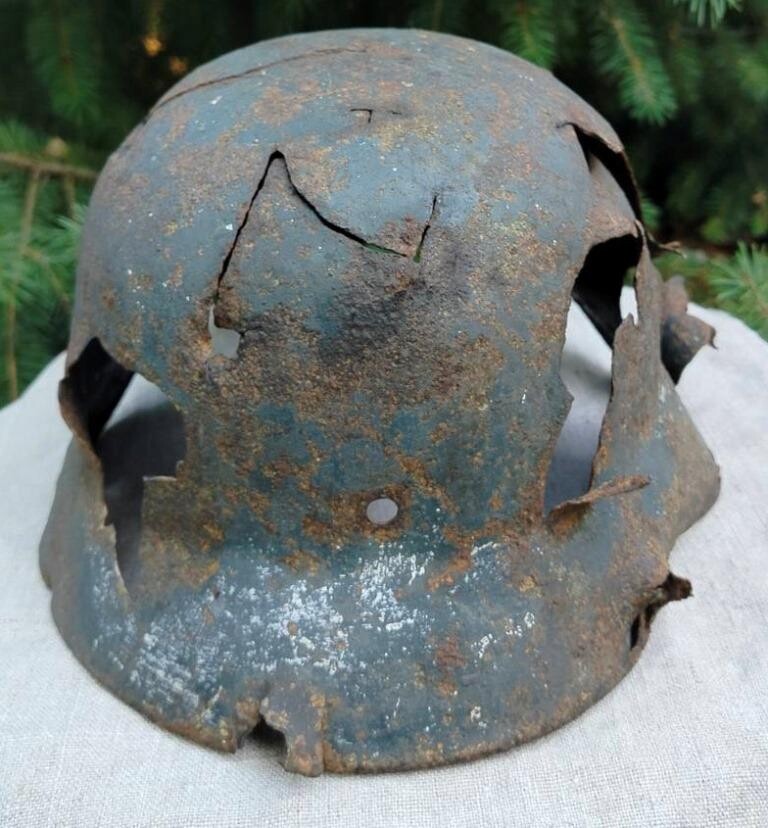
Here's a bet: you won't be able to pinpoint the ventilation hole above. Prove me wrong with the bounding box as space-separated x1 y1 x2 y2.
251 718 287 760
63 338 186 591
544 301 613 512
366 497 399 525
208 305 241 358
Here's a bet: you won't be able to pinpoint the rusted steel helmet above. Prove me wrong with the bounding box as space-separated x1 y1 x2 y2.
41 29 719 775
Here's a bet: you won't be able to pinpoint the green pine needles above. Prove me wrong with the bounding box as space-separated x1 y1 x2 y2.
678 0 742 26
0 0 766 403
491 0 557 70
0 121 90 402
592 0 678 124
709 244 768 338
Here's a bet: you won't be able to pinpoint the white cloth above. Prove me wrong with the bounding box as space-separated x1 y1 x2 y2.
1 300 767 828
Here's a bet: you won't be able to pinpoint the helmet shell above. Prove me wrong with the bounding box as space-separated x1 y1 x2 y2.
41 29 718 774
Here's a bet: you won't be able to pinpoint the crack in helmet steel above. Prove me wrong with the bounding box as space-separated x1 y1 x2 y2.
40 29 720 776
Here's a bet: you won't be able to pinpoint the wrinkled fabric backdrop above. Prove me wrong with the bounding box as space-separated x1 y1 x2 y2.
1 296 766 827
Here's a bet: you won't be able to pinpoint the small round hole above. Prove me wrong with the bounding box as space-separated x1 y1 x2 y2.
366 497 398 526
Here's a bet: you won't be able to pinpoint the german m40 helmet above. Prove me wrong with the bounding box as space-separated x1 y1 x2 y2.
41 29 719 775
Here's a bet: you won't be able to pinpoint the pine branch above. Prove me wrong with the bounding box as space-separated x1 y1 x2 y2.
593 0 678 124
661 21 703 106
0 152 97 181
22 246 71 310
0 186 84 404
675 0 742 26
0 120 47 157
493 0 557 68
709 243 768 338
735 44 768 104
3 169 40 401
0 118 89 402
639 194 662 233
26 0 104 130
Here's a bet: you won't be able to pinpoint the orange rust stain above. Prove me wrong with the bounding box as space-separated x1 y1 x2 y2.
282 548 323 575
251 85 307 126
101 288 116 310
427 547 472 591
517 574 538 593
168 263 183 287
434 636 466 670
322 742 358 773
436 676 458 697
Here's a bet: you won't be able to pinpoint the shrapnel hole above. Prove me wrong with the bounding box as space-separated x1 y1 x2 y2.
62 338 133 444
544 231 643 514
544 301 612 511
63 338 186 591
208 305 241 358
572 234 642 347
366 497 399 526
251 718 288 760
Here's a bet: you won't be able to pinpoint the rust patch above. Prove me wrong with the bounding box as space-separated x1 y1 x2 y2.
661 274 716 383
434 635 467 670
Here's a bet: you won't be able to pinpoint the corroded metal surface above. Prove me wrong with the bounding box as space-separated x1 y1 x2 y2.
661 275 717 383
40 29 719 775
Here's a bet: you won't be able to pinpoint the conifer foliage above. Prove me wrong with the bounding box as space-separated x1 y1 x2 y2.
0 0 766 402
